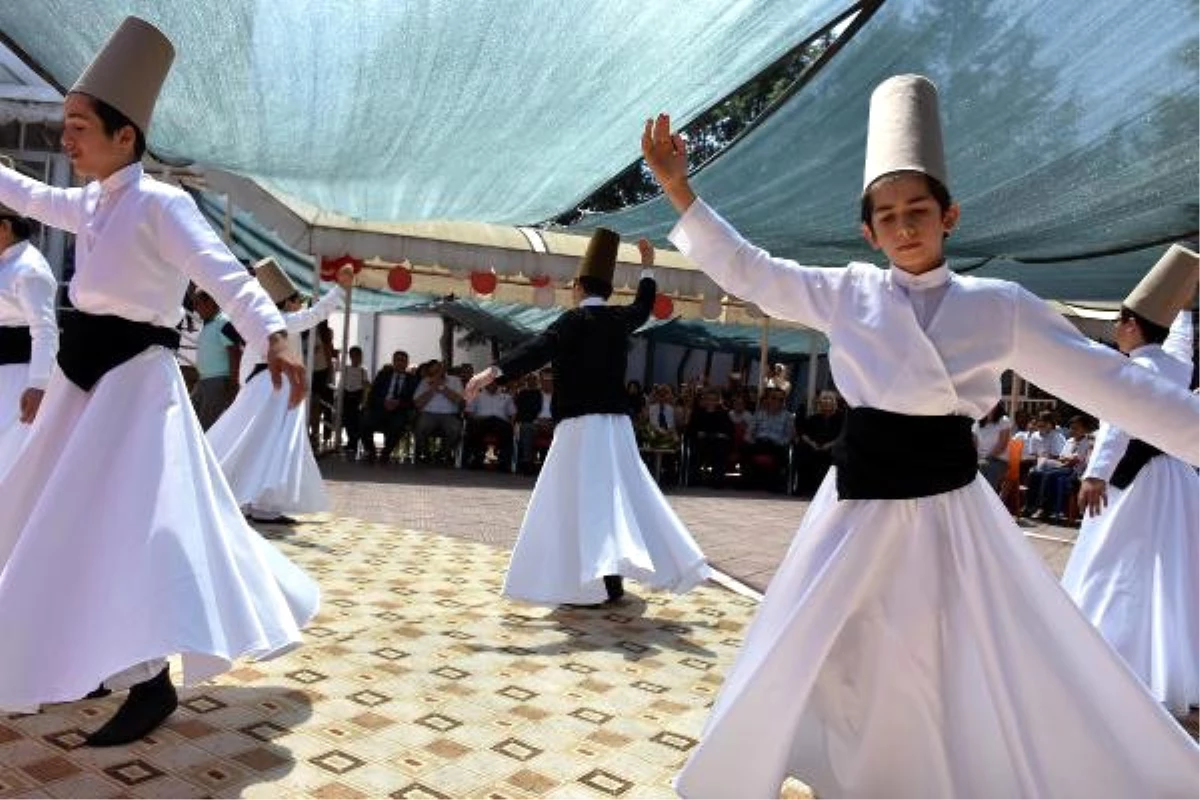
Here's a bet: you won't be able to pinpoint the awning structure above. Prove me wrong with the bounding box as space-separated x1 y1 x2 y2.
0 42 59 125
192 185 775 324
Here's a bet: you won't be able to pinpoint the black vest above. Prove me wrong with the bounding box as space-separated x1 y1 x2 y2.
832 407 978 500
1109 439 1163 490
0 325 32 365
57 311 180 391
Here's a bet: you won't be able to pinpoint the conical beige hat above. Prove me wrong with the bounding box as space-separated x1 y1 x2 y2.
253 257 300 305
1124 244 1198 328
862 74 948 194
576 228 619 285
70 16 174 134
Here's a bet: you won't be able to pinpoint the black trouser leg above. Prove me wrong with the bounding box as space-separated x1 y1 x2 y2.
603 575 624 602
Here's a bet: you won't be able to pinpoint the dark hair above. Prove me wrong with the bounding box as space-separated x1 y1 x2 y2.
1118 307 1170 345
349 346 362 356
1067 414 1096 432
1036 410 1057 425
577 275 613 300
83 94 147 160
0 213 32 241
860 171 953 230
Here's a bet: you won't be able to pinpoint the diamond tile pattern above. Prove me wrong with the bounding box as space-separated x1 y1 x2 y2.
0 514 762 797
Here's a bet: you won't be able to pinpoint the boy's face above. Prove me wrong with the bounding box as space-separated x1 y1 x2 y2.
61 93 134 180
861 173 959 274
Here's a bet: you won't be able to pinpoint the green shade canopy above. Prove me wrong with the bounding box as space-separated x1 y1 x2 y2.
0 0 845 223
581 0 1198 300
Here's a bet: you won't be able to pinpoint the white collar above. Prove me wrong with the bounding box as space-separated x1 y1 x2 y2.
99 162 143 197
0 240 25 262
580 297 607 307
1129 343 1163 359
890 262 951 291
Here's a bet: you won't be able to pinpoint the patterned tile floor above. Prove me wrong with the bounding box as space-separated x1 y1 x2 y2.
1 515 760 799
3 463 1187 798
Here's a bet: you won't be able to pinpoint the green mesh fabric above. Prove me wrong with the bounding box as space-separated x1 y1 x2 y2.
0 0 846 223
582 0 1198 300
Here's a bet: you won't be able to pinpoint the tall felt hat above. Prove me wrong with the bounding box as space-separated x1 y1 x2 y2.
253 257 300 305
862 74 948 195
1123 244 1199 328
576 228 620 285
70 16 175 134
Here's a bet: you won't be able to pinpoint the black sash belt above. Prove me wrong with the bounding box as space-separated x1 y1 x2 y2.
1110 439 1162 490
247 362 269 382
57 311 181 391
832 407 978 500
0 325 32 365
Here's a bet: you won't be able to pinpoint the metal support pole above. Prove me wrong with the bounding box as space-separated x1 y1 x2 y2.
758 317 771 400
331 284 353 455
806 333 820 411
304 255 320 448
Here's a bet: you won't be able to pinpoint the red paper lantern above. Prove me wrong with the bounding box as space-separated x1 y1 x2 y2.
652 294 674 319
387 265 413 292
470 270 498 295
529 274 551 288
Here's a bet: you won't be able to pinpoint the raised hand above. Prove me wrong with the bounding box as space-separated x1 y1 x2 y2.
641 114 696 213
335 264 355 290
637 238 655 268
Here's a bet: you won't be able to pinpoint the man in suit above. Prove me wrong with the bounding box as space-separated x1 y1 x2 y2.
466 230 709 608
365 349 418 462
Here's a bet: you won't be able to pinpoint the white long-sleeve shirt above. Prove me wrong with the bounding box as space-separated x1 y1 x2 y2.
238 286 344 384
1085 311 1195 481
0 240 58 388
0 163 283 353
669 199 1200 466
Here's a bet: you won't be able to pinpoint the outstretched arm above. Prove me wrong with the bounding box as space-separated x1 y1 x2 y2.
621 237 657 332
284 266 352 334
1009 286 1198 465
466 318 564 402
0 160 85 234
645 115 846 331
1163 310 1195 366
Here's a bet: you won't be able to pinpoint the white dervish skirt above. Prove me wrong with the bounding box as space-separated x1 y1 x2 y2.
1062 456 1199 714
0 348 320 712
503 414 710 606
0 362 32 480
675 471 1198 799
206 371 328 516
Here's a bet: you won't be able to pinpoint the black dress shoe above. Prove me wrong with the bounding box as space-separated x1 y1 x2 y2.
84 684 112 700
85 667 178 747
604 575 625 603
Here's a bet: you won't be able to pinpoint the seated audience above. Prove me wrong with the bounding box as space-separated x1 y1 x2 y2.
744 387 795 492
686 388 734 488
464 382 516 468
412 359 464 464
973 402 1012 491
365 350 418 462
795 390 844 495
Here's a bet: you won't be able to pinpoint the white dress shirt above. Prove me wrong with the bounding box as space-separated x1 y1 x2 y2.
0 163 283 350
416 374 464 415
468 390 516 420
0 240 58 388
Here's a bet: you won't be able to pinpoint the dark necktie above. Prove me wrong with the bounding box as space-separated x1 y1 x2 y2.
658 406 667 428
